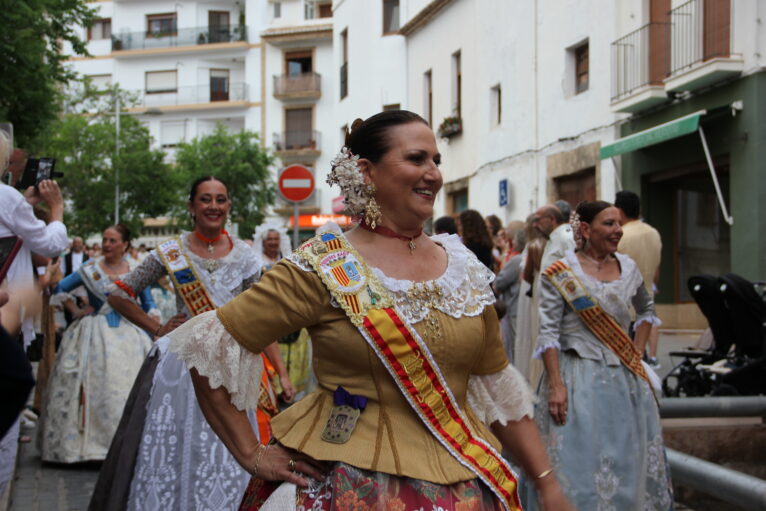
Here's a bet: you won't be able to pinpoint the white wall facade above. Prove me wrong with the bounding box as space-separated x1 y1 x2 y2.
403 0 621 224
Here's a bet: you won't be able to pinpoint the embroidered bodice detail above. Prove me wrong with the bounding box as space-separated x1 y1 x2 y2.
287 226 495 324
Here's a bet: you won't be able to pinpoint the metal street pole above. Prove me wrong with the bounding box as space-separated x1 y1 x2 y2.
293 201 299 249
115 95 120 224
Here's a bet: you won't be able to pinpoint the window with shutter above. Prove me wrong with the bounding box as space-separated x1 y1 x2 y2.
146 70 178 94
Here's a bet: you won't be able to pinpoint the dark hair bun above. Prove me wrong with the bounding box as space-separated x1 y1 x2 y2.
343 110 427 164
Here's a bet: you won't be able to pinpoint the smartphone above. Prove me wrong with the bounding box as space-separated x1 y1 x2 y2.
16 157 61 190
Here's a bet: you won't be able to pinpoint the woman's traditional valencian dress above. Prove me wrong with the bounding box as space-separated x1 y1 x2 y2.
169 224 536 511
530 250 673 511
88 233 261 511
40 258 154 463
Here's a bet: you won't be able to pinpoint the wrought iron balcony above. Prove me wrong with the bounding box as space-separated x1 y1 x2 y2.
135 83 248 107
669 0 731 75
611 22 670 101
273 73 322 100
111 25 247 52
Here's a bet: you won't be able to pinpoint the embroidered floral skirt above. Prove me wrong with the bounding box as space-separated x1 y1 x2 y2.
240 462 505 511
528 351 674 511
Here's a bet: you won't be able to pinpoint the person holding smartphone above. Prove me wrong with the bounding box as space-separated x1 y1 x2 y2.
0 131 68 346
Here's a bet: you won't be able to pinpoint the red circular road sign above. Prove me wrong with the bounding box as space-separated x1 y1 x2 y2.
278 165 315 203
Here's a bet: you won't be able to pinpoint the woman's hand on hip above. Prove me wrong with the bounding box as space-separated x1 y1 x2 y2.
547 382 568 426
255 443 328 487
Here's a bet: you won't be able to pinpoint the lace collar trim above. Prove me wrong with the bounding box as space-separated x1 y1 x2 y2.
288 223 495 322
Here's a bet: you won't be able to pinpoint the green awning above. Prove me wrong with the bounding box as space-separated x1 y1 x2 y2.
600 110 706 159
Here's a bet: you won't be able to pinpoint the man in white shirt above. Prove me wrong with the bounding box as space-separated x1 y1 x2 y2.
0 137 69 346
533 203 575 272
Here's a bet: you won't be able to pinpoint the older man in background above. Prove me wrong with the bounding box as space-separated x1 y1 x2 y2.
534 203 575 271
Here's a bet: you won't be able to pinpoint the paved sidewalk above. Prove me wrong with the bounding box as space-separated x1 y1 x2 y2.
8 424 99 511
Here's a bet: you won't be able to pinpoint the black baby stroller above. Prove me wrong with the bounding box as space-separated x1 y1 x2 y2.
662 273 766 397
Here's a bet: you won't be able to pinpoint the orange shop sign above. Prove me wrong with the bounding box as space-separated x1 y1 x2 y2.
288 214 354 229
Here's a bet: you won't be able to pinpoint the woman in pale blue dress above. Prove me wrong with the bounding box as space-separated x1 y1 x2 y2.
41 225 155 463
530 200 673 510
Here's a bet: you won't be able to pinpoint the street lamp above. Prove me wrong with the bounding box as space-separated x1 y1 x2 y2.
114 95 162 224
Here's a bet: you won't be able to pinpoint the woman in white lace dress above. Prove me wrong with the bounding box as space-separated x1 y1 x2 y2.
167 111 574 510
531 200 673 510
41 225 154 463
88 177 294 511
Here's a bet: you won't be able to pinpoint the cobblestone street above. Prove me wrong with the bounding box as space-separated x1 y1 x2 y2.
7 429 99 511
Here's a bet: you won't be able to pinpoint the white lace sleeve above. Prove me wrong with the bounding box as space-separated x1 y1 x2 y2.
168 310 263 411
467 364 535 426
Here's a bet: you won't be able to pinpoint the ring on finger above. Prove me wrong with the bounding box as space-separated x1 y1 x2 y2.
288 459 296 472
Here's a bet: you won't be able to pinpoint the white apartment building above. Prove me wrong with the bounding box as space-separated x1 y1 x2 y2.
261 0 338 220
67 0 270 162
67 0 348 232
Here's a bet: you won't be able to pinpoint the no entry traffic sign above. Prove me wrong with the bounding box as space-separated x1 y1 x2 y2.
278 165 315 203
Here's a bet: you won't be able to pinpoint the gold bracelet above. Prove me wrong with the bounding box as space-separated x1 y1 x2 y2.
252 444 267 477
536 468 554 480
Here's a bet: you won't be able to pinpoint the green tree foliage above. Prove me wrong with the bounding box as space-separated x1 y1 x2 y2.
43 83 180 237
0 0 95 149
174 125 276 238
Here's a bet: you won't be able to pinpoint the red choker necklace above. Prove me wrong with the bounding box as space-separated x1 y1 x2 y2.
194 229 232 254
359 221 422 253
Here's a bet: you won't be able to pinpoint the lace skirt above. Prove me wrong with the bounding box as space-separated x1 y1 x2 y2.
529 350 674 511
40 314 152 463
241 463 505 511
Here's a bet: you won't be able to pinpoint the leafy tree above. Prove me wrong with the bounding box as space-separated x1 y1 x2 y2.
42 83 180 237
174 125 277 238
0 0 95 149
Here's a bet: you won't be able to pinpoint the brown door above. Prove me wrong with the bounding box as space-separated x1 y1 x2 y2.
209 11 230 43
703 0 730 60
210 69 229 102
554 168 596 209
648 0 670 84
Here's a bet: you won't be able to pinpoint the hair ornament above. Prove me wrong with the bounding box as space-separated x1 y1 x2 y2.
327 146 369 216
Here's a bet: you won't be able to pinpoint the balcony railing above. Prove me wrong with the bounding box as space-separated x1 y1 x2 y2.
273 130 321 152
273 73 321 98
611 22 670 100
135 83 248 107
112 25 247 52
670 0 731 75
